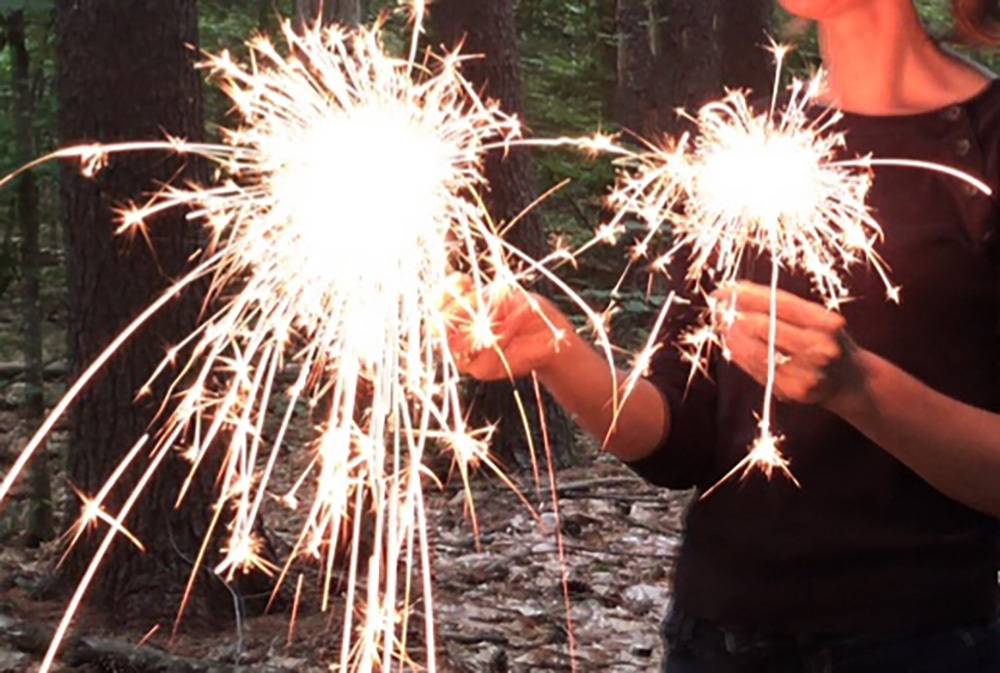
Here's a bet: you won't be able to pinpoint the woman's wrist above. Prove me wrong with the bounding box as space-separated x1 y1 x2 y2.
535 327 587 383
824 347 880 425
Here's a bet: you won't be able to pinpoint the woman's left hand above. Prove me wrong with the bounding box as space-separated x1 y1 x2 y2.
713 282 868 410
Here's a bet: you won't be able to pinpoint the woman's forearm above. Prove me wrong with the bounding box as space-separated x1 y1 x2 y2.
829 350 1000 517
536 330 669 462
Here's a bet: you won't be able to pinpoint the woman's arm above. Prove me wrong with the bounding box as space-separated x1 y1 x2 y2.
828 350 1000 517
719 282 1000 518
535 330 669 462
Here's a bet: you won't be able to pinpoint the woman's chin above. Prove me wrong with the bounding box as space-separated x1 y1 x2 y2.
778 0 873 21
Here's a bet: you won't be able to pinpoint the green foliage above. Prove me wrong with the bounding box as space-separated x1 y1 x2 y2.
515 0 618 320
0 0 53 16
0 6 59 310
199 1 276 140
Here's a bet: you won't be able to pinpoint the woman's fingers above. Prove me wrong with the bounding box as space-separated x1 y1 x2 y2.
726 322 835 404
724 327 770 386
715 282 846 332
448 292 536 379
734 312 842 366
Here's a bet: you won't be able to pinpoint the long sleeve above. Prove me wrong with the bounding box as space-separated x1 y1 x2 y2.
625 297 719 490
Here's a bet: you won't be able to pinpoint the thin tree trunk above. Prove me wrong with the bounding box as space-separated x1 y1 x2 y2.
258 0 271 28
430 0 576 470
8 10 54 547
0 203 15 300
720 0 773 96
653 0 725 133
56 0 233 621
616 0 659 135
295 0 362 28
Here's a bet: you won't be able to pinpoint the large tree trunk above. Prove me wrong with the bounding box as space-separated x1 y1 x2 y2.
616 0 772 135
8 10 54 547
430 0 575 470
56 0 230 621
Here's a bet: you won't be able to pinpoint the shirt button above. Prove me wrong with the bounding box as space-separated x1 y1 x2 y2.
943 105 962 121
984 228 997 246
956 138 972 156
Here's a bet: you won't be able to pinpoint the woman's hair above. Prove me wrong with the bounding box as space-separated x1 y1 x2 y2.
952 0 1000 45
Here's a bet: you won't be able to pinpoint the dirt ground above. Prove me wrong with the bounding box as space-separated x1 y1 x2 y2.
0 392 690 673
0 274 692 671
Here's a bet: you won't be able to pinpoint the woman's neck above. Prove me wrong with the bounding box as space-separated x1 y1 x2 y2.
817 1 990 114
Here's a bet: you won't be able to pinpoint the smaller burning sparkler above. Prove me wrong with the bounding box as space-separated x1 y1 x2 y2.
587 45 992 491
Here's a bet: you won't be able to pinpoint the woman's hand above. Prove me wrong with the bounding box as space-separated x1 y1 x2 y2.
441 276 576 382
713 282 867 410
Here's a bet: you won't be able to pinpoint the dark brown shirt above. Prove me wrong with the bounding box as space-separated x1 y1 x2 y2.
628 80 1000 634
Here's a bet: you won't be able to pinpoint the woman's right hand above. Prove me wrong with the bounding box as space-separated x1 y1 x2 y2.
441 277 576 382
440 275 672 462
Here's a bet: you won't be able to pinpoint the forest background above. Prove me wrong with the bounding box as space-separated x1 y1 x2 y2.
0 1 994 671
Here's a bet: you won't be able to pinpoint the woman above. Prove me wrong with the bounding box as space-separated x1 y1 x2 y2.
451 1 1000 671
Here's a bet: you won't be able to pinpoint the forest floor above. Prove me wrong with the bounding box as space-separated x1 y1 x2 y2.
0 307 690 673
0 254 693 671
0 438 689 672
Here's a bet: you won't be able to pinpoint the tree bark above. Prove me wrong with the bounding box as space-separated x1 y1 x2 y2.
8 10 54 547
56 0 232 621
430 0 576 470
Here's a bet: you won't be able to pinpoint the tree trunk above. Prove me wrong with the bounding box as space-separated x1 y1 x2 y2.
430 0 576 470
56 0 231 621
719 0 773 97
0 205 16 300
653 0 726 134
616 0 772 135
295 0 362 28
9 9 54 547
615 0 659 135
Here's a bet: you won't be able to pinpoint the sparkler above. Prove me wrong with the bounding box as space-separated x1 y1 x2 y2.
597 45 992 492
0 10 609 671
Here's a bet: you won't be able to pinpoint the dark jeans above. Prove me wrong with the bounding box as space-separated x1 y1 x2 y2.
660 606 1000 673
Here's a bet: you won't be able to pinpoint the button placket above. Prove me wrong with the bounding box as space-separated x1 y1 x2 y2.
941 104 988 199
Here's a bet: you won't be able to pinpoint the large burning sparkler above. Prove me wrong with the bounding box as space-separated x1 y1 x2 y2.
594 46 992 492
0 12 609 672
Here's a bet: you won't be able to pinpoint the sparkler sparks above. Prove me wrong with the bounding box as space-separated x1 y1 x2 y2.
599 45 992 492
0 14 596 672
